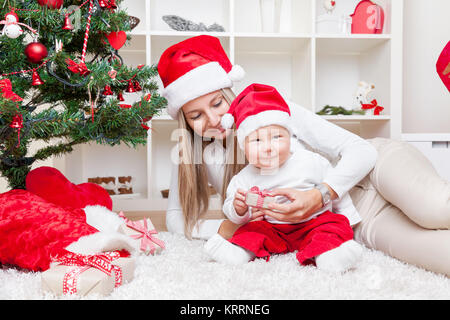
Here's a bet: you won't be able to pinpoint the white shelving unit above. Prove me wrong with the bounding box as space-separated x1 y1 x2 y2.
53 0 403 213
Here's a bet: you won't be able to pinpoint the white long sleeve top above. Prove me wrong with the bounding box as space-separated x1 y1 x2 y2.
166 101 377 240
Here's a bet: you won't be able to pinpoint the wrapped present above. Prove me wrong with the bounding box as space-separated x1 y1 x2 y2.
245 186 276 209
41 251 134 296
118 212 165 255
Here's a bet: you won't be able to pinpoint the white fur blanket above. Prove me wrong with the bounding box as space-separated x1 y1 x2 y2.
1 232 449 300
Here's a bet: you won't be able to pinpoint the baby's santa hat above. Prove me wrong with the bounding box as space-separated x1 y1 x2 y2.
221 83 293 149
158 35 245 119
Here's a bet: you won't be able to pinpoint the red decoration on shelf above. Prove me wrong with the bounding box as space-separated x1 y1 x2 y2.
31 69 44 86
24 41 48 64
361 99 384 115
37 0 64 9
436 41 450 92
350 0 384 34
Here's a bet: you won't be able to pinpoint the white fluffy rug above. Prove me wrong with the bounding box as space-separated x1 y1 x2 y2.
1 232 449 300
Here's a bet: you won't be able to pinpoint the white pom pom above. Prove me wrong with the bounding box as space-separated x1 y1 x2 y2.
220 113 235 129
228 65 245 82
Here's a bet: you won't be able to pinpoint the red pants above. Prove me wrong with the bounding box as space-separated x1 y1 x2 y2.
229 211 354 265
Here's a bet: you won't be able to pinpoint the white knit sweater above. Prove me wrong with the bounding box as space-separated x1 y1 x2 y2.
166 101 377 240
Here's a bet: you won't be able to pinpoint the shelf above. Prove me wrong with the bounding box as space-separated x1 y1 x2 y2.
314 34 391 39
45 0 403 211
316 36 390 55
149 30 231 37
321 115 391 121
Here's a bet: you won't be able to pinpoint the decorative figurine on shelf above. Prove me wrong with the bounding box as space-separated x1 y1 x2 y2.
436 41 450 92
352 81 384 115
162 15 225 32
353 81 375 113
350 0 384 34
117 176 133 194
323 0 336 14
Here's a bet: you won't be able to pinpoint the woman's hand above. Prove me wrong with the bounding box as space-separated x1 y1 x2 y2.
261 188 324 223
249 208 265 222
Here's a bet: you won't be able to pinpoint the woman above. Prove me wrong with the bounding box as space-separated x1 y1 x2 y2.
159 35 450 276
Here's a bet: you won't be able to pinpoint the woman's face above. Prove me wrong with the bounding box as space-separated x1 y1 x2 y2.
181 90 230 140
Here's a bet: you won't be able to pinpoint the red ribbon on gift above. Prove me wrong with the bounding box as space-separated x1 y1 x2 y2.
249 186 273 208
66 58 91 76
119 212 165 255
361 99 384 115
0 79 23 102
53 251 123 295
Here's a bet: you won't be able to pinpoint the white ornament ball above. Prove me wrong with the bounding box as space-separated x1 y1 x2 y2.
323 0 336 12
4 24 23 39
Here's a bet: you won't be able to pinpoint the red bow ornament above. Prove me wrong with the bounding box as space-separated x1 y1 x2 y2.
118 212 165 255
0 79 23 102
66 58 91 76
361 99 384 115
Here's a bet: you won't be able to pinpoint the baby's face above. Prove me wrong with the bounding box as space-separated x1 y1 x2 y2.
244 125 291 170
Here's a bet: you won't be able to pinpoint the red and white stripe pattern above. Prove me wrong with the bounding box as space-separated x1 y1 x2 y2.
80 0 94 63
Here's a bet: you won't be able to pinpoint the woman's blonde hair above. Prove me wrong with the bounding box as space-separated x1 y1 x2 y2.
177 88 246 239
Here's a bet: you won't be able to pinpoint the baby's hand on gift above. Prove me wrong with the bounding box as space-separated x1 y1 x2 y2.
233 189 248 216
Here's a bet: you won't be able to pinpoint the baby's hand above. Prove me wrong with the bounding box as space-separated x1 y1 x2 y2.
233 189 248 216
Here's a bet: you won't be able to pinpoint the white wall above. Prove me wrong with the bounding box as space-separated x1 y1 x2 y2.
403 0 450 133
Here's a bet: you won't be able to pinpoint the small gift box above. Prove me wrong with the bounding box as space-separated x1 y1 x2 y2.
118 212 165 255
245 186 276 209
41 251 135 296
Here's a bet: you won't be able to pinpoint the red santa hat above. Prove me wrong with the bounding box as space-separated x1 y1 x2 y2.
220 83 293 149
158 35 245 119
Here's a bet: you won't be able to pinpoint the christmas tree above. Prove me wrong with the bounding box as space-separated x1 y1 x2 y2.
0 0 166 189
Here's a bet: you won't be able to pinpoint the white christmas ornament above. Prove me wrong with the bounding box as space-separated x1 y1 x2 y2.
4 23 23 38
1 11 37 39
323 0 336 14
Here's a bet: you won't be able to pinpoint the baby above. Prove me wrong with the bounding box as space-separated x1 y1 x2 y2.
204 83 363 272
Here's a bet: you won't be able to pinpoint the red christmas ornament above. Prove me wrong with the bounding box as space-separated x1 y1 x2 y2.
9 113 23 147
102 85 113 96
99 0 117 10
117 91 125 101
62 14 74 30
133 80 142 91
25 41 48 64
37 0 64 9
31 69 44 86
125 80 135 93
